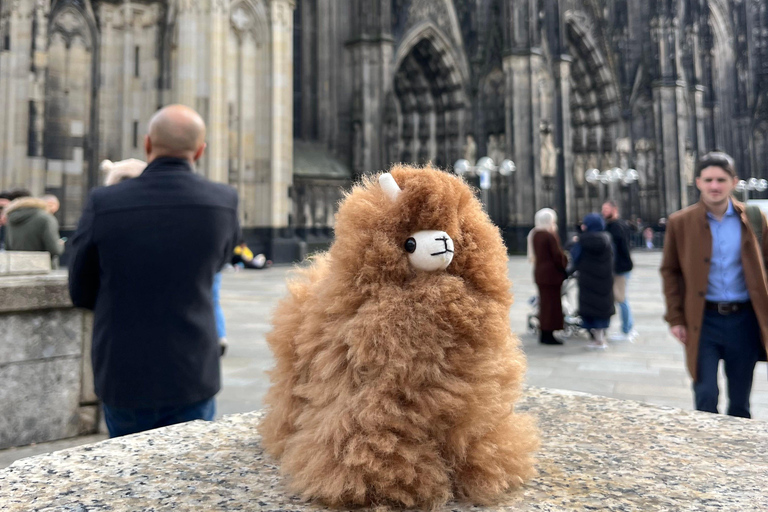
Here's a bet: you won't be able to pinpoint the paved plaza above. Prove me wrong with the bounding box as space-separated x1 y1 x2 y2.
2 250 767 467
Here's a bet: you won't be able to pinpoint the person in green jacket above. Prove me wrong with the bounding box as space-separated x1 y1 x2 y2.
3 193 64 257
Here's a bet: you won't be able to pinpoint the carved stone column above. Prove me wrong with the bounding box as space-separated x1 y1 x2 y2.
175 0 197 108
651 15 687 214
122 3 135 156
207 0 228 183
347 0 393 174
29 0 51 193
269 0 295 228
0 4 32 190
504 52 535 225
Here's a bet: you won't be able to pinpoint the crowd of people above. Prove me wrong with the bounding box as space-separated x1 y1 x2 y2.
529 200 636 350
530 150 768 419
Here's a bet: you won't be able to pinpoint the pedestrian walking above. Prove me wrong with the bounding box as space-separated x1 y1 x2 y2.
571 213 615 350
68 105 241 437
528 208 568 345
660 151 768 418
602 200 638 341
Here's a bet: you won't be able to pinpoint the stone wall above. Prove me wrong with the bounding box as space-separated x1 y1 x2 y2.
1 387 767 510
0 252 98 450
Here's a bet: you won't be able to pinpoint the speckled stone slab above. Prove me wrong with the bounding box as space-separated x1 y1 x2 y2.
1 387 766 511
0 273 71 313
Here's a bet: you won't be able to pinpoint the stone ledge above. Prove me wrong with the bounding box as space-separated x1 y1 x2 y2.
1 387 767 511
0 251 51 276
0 272 71 313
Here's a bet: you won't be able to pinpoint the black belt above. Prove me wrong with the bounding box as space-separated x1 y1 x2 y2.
704 301 751 315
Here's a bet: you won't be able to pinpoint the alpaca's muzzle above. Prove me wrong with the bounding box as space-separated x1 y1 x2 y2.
406 230 454 271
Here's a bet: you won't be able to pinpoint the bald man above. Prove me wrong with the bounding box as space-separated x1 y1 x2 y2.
69 105 240 437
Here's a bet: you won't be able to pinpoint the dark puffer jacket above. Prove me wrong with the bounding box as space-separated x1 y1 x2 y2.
576 231 615 318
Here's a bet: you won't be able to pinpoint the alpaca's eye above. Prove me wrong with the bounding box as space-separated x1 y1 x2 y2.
404 237 417 253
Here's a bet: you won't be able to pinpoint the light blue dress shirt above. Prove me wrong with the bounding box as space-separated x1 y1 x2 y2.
706 200 750 302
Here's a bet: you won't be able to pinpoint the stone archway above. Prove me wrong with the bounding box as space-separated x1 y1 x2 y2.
565 12 621 219
392 24 468 169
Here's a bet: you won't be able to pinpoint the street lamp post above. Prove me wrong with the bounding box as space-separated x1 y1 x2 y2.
454 157 516 213
735 178 768 202
585 167 639 214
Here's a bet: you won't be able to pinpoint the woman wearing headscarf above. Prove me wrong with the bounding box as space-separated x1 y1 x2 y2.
571 212 615 349
528 208 568 345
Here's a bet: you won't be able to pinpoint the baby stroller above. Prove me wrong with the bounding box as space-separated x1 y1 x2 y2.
527 273 583 338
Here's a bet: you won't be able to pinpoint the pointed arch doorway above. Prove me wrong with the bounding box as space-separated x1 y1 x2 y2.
389 26 468 169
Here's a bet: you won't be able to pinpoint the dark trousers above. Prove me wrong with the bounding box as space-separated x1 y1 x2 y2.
103 397 216 438
693 306 762 418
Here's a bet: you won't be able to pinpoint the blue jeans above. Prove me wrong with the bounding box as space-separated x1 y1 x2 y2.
693 306 762 418
212 272 226 339
103 397 216 438
615 272 634 334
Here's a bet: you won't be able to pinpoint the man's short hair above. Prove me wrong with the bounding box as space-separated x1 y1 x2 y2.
696 151 736 178
602 199 618 209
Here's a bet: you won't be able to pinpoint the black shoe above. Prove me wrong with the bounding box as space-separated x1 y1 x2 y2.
540 333 564 345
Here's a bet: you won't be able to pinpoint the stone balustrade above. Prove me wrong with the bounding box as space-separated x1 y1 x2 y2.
1 387 766 510
0 251 98 450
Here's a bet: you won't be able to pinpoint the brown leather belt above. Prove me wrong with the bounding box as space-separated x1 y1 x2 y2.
704 301 751 315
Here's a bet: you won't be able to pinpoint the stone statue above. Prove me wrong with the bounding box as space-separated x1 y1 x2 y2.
352 121 364 172
540 121 556 178
602 151 614 170
616 137 632 170
635 138 654 186
463 134 477 165
684 144 696 186
586 153 599 180
487 134 505 166
385 119 400 165
573 153 586 186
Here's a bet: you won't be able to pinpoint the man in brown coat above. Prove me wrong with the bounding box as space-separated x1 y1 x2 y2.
661 151 768 418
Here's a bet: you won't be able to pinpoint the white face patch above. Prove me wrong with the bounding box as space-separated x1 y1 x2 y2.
404 230 455 271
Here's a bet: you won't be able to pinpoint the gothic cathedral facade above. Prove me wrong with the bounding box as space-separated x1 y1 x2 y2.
296 0 768 249
2 0 768 257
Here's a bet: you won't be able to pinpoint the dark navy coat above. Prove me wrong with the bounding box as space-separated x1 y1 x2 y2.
69 157 240 408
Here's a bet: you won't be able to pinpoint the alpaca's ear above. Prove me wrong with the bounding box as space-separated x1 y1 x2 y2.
379 173 402 202
100 160 114 173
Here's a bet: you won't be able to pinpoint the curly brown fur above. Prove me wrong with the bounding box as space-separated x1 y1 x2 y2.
260 164 539 509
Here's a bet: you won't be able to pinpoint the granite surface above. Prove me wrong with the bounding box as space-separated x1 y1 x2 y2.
0 309 82 365
1 387 766 511
0 272 71 313
0 272 96 449
0 358 82 449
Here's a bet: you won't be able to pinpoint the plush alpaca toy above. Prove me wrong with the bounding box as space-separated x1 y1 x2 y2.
100 158 147 186
260 165 539 509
